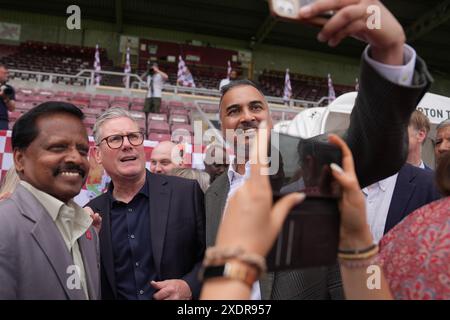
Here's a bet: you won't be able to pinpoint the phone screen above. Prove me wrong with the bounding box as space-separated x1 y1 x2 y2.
266 132 342 271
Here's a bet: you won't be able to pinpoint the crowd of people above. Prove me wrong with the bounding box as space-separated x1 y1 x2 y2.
0 0 449 300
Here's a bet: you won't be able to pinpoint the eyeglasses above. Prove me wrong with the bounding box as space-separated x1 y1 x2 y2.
98 132 144 149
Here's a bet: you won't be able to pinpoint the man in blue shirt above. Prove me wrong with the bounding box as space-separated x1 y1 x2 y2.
0 64 16 130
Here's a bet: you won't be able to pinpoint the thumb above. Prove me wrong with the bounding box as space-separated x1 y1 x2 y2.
150 280 165 290
271 193 305 232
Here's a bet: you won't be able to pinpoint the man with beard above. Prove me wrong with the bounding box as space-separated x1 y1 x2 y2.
205 0 432 300
0 102 100 300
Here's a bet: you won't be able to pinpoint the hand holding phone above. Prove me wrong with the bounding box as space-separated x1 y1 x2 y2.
268 0 406 63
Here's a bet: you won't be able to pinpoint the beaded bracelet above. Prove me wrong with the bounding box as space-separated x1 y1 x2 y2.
338 255 379 269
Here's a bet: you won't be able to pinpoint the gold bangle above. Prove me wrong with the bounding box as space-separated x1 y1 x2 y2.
337 245 379 260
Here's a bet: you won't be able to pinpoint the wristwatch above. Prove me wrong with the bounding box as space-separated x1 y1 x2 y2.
199 261 259 288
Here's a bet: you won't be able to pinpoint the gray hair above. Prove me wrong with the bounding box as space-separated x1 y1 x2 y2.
168 168 210 193
93 107 140 144
436 119 450 134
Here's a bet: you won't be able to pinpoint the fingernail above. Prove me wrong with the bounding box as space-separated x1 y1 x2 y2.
330 163 344 174
317 33 326 42
299 5 312 17
296 192 306 202
328 39 338 47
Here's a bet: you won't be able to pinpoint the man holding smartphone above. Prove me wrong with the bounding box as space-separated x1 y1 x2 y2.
205 0 432 300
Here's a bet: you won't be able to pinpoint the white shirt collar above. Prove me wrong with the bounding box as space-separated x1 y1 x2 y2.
227 156 251 186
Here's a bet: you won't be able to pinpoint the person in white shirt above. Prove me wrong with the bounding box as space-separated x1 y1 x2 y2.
219 69 238 91
142 62 168 135
407 110 431 169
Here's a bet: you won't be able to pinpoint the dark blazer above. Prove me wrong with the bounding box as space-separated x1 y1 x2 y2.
384 163 441 234
206 55 432 300
87 170 205 300
0 185 101 300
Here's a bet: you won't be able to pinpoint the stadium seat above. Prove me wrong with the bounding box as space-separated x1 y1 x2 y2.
148 120 170 135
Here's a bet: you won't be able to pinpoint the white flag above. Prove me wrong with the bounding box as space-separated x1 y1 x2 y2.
227 60 232 79
328 73 336 102
123 46 131 87
177 56 196 88
283 68 292 103
94 44 101 86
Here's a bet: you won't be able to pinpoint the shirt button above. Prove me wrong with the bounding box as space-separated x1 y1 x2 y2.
135 262 140 267
128 208 133 212
130 234 135 239
139 290 144 295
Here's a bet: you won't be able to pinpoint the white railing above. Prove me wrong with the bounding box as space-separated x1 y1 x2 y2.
9 68 325 108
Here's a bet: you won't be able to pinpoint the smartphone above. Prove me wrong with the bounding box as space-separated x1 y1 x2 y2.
268 0 334 26
266 132 342 271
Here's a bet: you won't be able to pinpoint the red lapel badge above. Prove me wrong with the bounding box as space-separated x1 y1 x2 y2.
86 229 92 240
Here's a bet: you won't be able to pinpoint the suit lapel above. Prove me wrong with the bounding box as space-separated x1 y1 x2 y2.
27 207 85 300
12 185 85 300
78 229 99 300
98 199 117 298
206 173 229 247
385 165 416 234
148 172 171 274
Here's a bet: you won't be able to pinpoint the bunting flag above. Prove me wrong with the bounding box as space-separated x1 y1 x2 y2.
355 77 359 91
283 68 292 104
93 44 101 86
227 60 232 79
177 56 196 88
328 73 336 103
123 46 131 87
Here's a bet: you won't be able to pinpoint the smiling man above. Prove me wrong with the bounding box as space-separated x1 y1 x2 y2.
0 102 100 300
149 140 184 175
86 107 205 300
205 0 433 301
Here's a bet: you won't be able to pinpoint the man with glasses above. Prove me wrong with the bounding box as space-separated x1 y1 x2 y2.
86 107 205 300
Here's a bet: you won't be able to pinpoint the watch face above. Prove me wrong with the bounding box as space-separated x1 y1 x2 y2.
201 262 258 287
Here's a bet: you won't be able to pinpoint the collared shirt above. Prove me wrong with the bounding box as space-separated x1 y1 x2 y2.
364 44 416 86
225 160 262 301
362 173 399 243
419 160 425 169
20 180 92 299
146 73 164 98
108 177 156 300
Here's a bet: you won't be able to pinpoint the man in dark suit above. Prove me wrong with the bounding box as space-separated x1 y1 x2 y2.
382 163 441 235
206 1 432 300
0 102 100 299
86 107 205 300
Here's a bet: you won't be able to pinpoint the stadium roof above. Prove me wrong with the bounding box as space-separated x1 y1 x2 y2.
2 0 450 75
